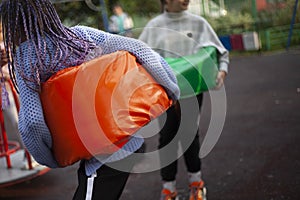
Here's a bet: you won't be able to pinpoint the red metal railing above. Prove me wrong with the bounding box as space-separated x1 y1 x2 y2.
0 79 33 169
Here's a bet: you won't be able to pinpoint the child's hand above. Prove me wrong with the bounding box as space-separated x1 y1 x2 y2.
214 70 227 90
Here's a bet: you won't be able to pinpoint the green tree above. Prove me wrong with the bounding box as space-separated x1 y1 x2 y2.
108 0 160 16
54 1 102 28
257 0 300 28
52 0 161 31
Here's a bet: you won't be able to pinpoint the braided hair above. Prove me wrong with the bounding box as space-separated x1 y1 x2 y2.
0 0 95 92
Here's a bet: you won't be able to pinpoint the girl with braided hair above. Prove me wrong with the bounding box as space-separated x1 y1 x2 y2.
0 0 180 199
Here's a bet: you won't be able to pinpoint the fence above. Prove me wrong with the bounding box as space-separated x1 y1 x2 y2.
259 23 300 50
218 23 300 52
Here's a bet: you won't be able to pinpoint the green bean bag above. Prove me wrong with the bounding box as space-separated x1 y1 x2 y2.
165 46 218 99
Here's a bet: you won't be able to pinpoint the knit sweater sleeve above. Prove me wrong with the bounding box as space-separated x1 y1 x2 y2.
71 26 180 101
195 16 230 73
16 68 58 168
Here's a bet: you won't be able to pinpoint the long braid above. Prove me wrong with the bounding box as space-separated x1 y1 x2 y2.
5 0 19 92
18 5 39 86
0 0 95 92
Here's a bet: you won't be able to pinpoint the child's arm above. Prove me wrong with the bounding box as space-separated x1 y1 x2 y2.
16 71 58 168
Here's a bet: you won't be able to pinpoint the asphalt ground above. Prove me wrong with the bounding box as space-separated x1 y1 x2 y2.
0 49 299 200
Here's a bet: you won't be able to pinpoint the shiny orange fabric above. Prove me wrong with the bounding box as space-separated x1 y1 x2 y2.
40 51 172 167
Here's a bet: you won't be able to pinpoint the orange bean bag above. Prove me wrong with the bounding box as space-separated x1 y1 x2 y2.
40 51 172 167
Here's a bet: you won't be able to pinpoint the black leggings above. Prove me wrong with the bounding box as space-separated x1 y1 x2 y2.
73 151 138 200
73 164 129 200
158 94 203 181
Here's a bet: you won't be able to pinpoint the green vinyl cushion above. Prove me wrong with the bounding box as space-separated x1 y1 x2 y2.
165 46 218 99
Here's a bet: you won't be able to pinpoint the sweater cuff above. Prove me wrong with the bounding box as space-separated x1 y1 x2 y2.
219 62 229 74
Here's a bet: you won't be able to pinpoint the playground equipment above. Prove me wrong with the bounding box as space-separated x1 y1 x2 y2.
0 79 50 188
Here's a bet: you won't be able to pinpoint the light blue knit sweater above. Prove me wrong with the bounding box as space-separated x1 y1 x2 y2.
15 26 180 175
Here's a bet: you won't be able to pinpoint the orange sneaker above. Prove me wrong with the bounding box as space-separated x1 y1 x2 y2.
189 180 207 200
160 188 179 200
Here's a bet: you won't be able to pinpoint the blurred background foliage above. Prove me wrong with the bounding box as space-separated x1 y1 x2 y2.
52 0 299 37
207 0 299 35
53 0 161 30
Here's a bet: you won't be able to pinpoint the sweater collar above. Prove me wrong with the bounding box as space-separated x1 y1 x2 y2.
163 10 187 19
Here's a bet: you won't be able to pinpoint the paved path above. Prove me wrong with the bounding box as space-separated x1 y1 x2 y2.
0 49 299 200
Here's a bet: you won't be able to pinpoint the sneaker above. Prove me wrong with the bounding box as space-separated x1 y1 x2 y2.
189 181 207 200
160 188 179 200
